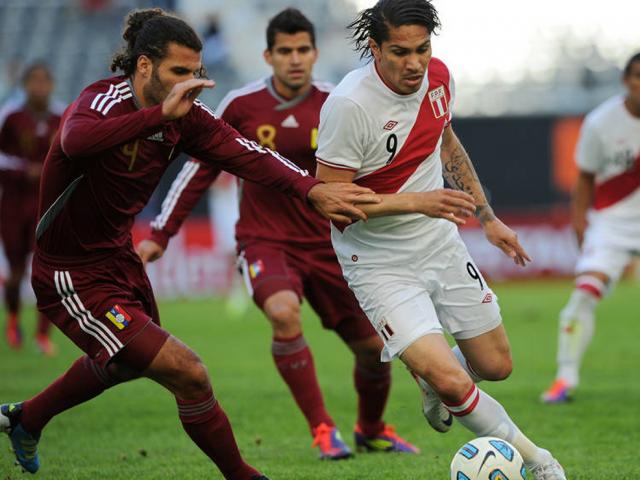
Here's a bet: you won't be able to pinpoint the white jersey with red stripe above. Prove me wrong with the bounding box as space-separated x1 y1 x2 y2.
577 95 640 250
316 58 457 265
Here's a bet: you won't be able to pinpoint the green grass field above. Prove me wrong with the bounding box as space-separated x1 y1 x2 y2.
1 280 638 479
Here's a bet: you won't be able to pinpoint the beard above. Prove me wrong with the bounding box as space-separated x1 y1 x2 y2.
142 68 170 106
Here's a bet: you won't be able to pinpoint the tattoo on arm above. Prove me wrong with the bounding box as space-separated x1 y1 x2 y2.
441 130 496 225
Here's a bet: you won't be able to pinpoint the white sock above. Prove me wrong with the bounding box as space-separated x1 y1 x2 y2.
556 278 601 387
452 345 483 383
445 385 552 468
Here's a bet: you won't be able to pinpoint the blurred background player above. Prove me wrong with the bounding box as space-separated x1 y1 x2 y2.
542 52 640 404
207 171 249 315
0 62 62 355
138 8 418 459
316 1 566 478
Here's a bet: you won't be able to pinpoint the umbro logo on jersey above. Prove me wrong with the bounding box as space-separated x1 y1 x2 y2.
383 120 398 131
281 114 299 128
429 86 448 119
146 132 164 142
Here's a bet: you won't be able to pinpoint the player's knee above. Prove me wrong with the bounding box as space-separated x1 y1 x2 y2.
480 354 512 381
105 360 142 383
426 368 473 404
179 360 211 397
267 301 301 337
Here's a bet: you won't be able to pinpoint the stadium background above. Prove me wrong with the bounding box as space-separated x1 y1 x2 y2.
0 0 638 297
1 1 639 479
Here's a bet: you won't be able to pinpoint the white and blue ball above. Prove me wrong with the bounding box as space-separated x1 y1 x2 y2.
450 437 527 480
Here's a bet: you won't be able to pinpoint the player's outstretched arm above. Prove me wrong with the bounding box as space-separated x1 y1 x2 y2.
61 79 214 158
307 182 381 224
440 126 531 266
316 163 475 225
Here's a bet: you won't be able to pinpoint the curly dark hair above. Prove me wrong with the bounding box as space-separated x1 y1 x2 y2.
111 8 203 75
266 8 316 51
348 0 440 60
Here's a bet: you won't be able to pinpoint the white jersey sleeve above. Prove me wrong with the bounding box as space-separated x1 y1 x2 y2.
575 117 603 173
316 96 370 171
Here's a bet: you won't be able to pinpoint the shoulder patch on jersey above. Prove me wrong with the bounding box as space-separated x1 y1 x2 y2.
90 81 132 116
428 85 448 119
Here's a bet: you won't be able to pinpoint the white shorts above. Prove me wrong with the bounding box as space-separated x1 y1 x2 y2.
340 235 502 362
576 221 638 284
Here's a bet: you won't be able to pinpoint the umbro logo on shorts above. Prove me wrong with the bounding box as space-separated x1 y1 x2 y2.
482 292 493 304
383 120 398 131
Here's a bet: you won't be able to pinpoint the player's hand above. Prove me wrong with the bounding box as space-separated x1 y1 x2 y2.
308 182 381 224
162 78 215 120
136 239 165 267
417 189 476 225
482 218 531 267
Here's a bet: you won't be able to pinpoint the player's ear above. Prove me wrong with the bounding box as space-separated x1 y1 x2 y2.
369 38 381 62
263 49 273 67
137 55 152 79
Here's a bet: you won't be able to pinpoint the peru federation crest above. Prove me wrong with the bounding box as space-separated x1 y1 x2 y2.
428 85 448 119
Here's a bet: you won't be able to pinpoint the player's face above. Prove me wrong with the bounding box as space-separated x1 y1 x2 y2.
24 67 53 106
142 42 203 106
624 61 640 108
264 32 317 95
370 24 432 95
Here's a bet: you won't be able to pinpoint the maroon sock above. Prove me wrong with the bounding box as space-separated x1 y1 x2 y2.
177 391 260 480
4 282 19 316
21 356 117 435
35 313 51 336
354 362 391 437
272 334 333 432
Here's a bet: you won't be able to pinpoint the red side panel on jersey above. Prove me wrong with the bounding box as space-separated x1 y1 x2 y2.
354 58 451 194
593 153 640 210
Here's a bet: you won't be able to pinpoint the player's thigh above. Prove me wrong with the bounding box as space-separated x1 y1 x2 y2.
341 262 442 362
576 236 632 287
237 242 304 309
31 249 168 370
303 246 377 344
432 238 503 341
456 324 512 380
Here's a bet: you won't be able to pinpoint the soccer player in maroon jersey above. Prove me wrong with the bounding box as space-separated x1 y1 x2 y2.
0 9 377 479
137 8 418 459
0 62 61 355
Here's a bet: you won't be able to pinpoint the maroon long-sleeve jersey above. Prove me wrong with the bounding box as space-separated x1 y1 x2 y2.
36 76 320 258
149 78 333 250
0 99 62 212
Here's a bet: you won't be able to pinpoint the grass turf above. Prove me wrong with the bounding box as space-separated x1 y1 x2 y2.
1 280 638 479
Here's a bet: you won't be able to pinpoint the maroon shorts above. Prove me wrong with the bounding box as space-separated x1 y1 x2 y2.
31 245 169 369
0 198 36 269
238 241 375 343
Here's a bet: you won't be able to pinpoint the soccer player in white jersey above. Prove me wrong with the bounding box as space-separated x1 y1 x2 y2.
315 1 566 478
542 52 640 404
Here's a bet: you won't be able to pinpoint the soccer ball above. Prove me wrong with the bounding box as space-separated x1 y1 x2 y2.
450 437 527 480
